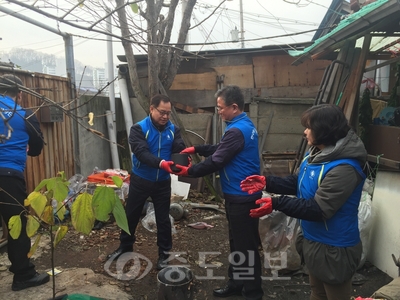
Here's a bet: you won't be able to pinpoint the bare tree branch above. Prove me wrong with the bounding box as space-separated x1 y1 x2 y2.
189 0 226 30
163 0 196 89
115 0 148 112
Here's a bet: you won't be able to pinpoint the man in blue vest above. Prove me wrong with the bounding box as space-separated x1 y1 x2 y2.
173 85 264 300
107 94 186 270
0 74 49 291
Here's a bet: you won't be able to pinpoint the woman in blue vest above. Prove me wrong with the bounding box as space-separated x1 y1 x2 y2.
241 104 367 300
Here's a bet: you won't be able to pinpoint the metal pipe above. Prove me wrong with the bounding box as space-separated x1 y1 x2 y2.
118 73 134 146
106 110 120 169
107 12 116 122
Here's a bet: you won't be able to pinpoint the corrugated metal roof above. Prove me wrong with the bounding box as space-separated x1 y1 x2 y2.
288 0 400 65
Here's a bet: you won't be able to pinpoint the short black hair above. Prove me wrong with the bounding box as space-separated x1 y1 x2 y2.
150 94 171 107
215 85 244 110
0 74 23 97
301 104 350 146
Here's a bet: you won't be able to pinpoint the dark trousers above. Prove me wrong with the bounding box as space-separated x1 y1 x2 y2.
0 176 36 281
119 173 172 255
225 200 264 300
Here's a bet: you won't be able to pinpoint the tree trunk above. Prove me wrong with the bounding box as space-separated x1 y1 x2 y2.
115 0 149 113
162 0 196 89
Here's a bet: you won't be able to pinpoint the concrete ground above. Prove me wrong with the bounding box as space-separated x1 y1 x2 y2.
0 228 132 300
0 266 132 300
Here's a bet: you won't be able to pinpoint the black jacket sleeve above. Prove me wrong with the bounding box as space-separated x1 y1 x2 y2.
195 144 219 157
272 195 324 221
266 174 298 195
188 128 244 178
25 109 44 156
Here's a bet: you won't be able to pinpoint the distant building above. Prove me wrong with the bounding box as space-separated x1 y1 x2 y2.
43 64 56 76
93 68 106 91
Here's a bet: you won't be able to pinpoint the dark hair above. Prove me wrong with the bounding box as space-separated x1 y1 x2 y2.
215 85 244 110
0 74 23 97
301 104 350 146
150 94 171 107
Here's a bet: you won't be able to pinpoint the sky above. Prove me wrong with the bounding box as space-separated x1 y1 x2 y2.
0 0 335 70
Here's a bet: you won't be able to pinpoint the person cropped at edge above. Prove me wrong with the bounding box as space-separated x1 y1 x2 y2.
240 104 367 300
0 74 49 291
107 94 185 270
172 85 263 300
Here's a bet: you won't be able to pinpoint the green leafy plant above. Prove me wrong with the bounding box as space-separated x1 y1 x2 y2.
8 171 130 299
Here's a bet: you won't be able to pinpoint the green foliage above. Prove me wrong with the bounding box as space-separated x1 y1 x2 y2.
8 172 130 257
130 3 139 13
359 88 373 145
54 226 68 247
92 186 116 221
8 215 22 239
26 215 40 238
28 234 42 258
112 194 130 234
71 192 95 235
26 191 47 217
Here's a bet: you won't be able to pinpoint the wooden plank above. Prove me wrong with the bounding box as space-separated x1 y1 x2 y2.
331 41 356 105
258 86 320 98
214 65 254 88
367 155 400 170
253 56 275 87
170 72 216 90
321 40 352 104
253 55 329 88
364 55 400 73
172 102 210 114
344 34 372 123
305 59 332 87
338 48 361 109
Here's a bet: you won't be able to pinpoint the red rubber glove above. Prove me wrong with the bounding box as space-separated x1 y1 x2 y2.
240 175 266 194
159 160 174 173
180 146 196 154
249 197 273 218
172 164 190 176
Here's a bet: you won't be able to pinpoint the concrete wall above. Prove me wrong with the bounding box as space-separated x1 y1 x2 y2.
77 95 113 176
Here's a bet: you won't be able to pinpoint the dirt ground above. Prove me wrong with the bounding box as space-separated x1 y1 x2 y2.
27 190 393 300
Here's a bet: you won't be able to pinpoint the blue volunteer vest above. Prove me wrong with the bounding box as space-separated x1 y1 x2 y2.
298 155 365 247
132 116 175 182
0 95 29 173
220 113 260 195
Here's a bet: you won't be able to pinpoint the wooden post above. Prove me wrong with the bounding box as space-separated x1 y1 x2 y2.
344 34 372 124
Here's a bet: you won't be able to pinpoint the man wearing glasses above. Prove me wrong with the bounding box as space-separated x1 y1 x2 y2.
173 85 263 300
107 94 185 270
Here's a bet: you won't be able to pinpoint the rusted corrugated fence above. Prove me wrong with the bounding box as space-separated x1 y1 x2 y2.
0 68 75 192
